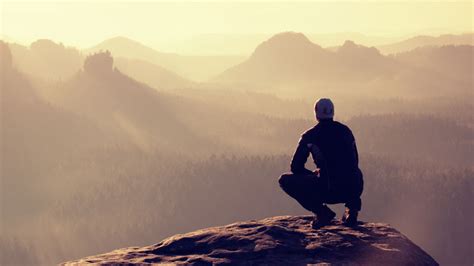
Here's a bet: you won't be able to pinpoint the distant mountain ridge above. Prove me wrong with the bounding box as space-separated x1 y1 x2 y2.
377 33 474 54
214 31 472 99
4 32 472 84
8 39 83 80
216 32 397 85
86 36 245 81
6 39 195 90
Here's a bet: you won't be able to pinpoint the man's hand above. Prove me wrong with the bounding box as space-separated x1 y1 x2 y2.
313 168 320 177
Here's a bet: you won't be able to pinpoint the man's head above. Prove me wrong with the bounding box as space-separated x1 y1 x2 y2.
314 98 334 121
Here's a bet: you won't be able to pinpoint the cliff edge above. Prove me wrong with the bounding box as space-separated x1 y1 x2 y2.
62 215 438 265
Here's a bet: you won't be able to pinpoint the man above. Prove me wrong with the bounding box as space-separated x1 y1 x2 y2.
279 98 363 228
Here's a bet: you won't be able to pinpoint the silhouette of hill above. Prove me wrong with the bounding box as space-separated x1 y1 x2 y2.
62 216 438 265
86 36 244 81
216 32 397 85
377 33 474 54
8 39 83 80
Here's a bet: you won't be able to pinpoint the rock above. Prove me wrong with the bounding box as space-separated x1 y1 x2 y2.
62 215 438 265
84 51 114 75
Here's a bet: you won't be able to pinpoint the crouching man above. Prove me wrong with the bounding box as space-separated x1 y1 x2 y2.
279 98 364 228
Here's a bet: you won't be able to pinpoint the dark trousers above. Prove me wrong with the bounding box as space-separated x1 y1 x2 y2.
278 173 362 215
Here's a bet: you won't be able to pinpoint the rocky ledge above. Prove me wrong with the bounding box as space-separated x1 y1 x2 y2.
62 215 438 265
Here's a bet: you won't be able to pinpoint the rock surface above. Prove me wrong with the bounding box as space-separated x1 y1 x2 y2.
62 215 438 265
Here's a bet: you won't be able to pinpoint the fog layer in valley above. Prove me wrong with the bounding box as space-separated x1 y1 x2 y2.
1 31 473 265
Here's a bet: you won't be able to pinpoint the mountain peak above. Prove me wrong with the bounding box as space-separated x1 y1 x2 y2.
103 36 139 44
30 39 65 51
62 215 439 265
95 36 147 50
247 32 326 65
253 32 319 54
338 39 382 57
341 39 358 48
267 31 312 44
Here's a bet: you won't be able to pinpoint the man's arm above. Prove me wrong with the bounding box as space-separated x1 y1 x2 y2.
290 135 314 175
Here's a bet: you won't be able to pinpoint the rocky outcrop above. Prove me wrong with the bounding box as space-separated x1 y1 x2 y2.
62 215 438 265
84 51 114 75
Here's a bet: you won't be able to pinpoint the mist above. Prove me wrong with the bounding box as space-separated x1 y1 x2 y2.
1 2 473 265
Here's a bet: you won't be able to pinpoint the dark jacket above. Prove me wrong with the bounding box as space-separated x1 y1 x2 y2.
291 119 363 193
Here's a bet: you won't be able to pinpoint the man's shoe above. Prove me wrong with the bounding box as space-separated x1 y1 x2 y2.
342 208 358 227
311 205 336 229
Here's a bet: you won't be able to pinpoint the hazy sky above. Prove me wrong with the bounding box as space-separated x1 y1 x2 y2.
1 0 472 51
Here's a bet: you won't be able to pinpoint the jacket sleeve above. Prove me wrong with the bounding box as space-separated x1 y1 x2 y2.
348 128 359 165
353 139 360 165
290 134 314 175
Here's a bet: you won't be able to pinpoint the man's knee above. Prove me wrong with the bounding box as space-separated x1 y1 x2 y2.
278 173 294 188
